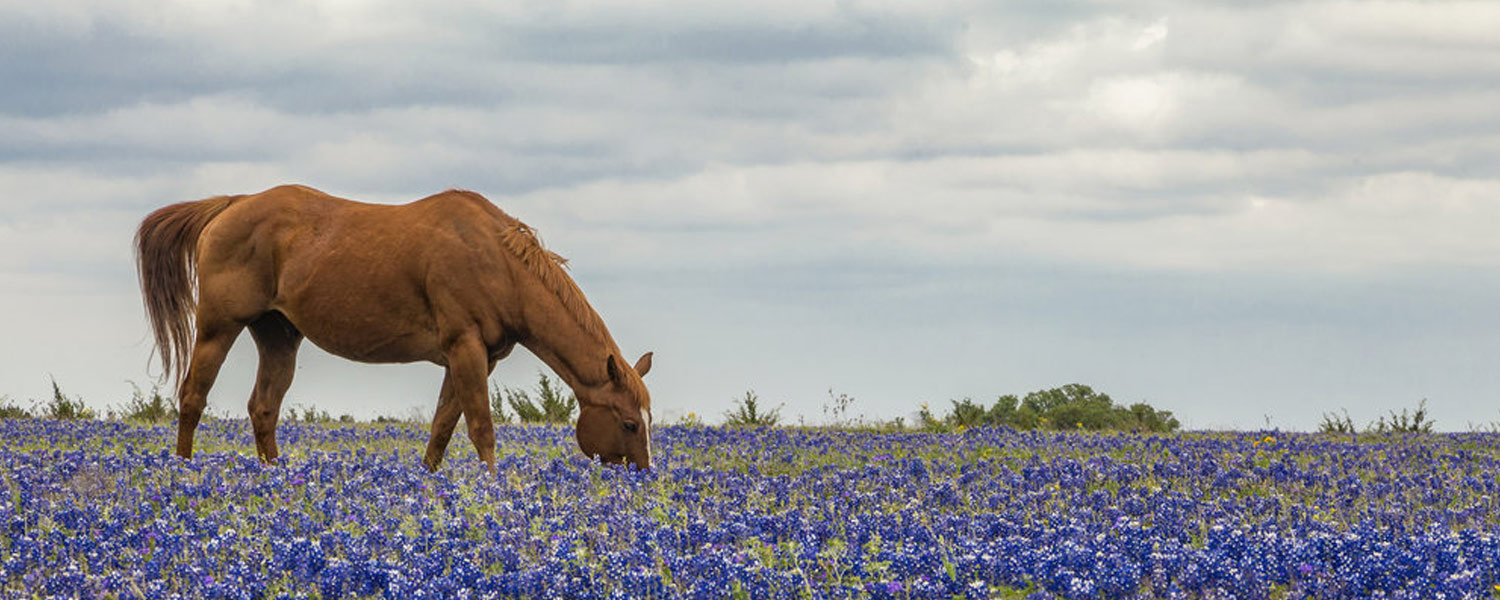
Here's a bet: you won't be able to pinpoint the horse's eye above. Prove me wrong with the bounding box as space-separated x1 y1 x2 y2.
623 420 639 433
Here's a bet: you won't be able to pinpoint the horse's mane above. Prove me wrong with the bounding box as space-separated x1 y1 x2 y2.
469 194 611 344
448 190 649 404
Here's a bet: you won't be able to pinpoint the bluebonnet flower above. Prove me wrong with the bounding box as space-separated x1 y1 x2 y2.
2 419 1500 597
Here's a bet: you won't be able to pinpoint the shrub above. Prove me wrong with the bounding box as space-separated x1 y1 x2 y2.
497 372 576 424
374 408 426 425
286 404 333 424
39 377 95 420
486 383 513 424
0 395 29 419
113 382 176 424
724 390 782 428
1319 409 1357 434
1372 399 1435 434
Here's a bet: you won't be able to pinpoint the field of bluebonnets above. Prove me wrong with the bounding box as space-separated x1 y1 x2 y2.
3 417 1500 599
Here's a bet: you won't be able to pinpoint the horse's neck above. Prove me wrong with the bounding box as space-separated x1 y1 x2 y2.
505 253 619 393
519 315 617 393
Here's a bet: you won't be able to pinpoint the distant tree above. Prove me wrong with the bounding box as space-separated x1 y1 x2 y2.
926 384 1178 433
1123 402 1180 432
1022 384 1106 416
988 395 1024 427
947 397 989 428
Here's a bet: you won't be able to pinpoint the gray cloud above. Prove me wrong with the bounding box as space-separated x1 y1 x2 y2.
3 0 1500 428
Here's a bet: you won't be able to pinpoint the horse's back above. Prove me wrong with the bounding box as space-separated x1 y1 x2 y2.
195 185 515 364
205 185 505 259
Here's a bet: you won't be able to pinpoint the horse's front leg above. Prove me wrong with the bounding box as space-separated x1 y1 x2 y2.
429 335 499 472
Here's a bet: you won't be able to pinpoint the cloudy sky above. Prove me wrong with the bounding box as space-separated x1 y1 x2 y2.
2 0 1498 430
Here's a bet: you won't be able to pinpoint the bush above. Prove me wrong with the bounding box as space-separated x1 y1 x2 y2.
487 383 512 424
113 382 176 424
1321 400 1437 435
39 377 95 420
724 390 783 428
374 407 427 425
496 372 576 424
1372 399 1435 434
286 404 333 424
1319 409 1357 434
0 395 29 419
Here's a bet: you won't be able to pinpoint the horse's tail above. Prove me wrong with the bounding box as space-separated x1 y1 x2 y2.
134 196 236 392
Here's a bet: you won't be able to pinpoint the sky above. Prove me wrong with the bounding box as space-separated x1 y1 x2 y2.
2 0 1499 431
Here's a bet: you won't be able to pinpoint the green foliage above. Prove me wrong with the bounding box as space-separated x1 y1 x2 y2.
496 372 577 424
1372 399 1435 434
486 383 512 424
922 384 1178 433
286 404 334 424
1319 409 1357 434
113 382 177 424
0 395 30 419
724 390 783 428
39 377 95 420
676 411 706 427
1321 400 1437 435
373 409 425 425
1122 402 1180 433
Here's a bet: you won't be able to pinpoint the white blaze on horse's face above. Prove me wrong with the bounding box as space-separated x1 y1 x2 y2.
641 407 652 467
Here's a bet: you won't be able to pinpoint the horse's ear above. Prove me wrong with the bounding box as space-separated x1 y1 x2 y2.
634 352 653 378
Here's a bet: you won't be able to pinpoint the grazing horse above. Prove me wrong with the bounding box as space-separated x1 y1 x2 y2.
134 185 654 471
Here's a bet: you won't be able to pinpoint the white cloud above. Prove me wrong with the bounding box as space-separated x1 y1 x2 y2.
1084 75 1179 132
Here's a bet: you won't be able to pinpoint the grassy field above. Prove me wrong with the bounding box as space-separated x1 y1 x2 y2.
2 418 1498 599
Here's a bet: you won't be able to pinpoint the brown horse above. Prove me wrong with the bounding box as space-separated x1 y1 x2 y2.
135 185 654 471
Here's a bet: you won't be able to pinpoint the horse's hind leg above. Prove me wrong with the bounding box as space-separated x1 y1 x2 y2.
177 320 244 459
247 312 302 463
422 373 460 471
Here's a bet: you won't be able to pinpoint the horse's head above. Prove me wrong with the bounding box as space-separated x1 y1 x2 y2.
576 351 654 469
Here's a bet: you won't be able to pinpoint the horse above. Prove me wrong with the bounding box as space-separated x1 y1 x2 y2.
134 185 654 471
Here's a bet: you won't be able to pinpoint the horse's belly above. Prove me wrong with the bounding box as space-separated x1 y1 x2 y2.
276 296 444 365
302 328 441 364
